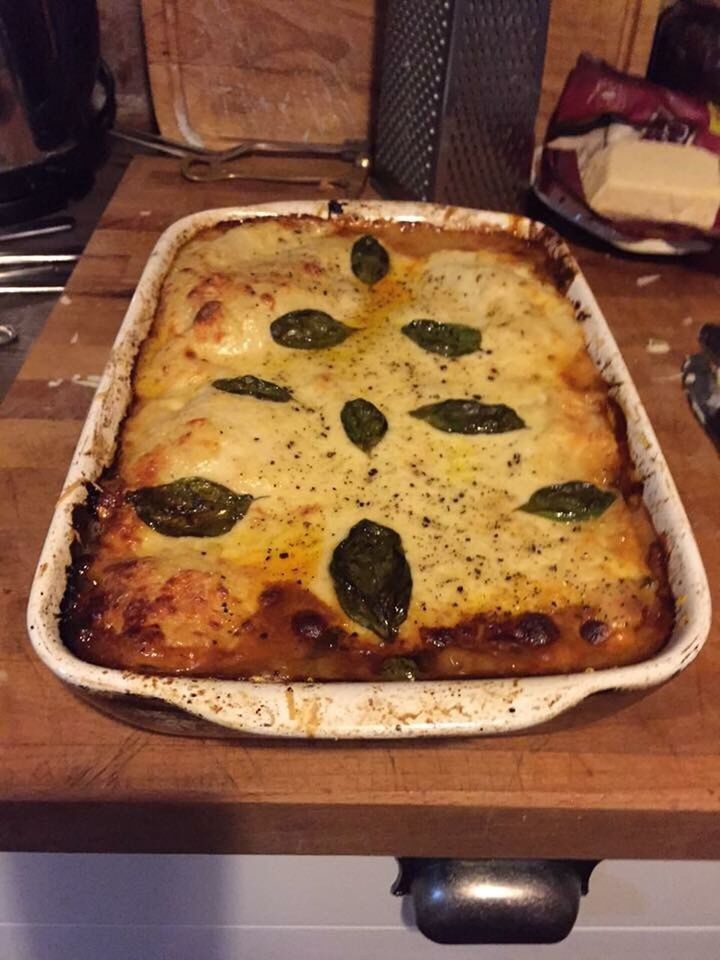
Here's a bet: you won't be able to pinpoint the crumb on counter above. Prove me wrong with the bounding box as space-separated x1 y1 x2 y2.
71 373 101 388
646 337 670 354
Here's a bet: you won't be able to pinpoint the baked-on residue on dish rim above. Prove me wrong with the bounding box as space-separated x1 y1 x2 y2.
26 201 711 738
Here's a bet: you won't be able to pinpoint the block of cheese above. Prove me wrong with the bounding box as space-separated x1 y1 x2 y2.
580 139 720 230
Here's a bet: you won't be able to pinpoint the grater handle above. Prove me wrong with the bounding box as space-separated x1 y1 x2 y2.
392 858 598 944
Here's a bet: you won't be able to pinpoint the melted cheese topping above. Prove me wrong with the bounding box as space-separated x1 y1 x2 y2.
65 217 672 680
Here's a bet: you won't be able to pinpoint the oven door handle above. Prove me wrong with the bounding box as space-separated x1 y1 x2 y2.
392 858 599 945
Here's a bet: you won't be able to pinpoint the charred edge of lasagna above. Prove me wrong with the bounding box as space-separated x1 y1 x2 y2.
62 559 675 682
603 394 675 633
200 215 578 295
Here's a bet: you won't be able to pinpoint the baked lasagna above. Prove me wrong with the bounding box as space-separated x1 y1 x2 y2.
63 213 673 681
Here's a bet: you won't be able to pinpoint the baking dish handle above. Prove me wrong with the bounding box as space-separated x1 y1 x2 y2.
392 858 598 944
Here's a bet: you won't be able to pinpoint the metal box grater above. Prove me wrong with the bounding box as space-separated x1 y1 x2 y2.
373 0 551 212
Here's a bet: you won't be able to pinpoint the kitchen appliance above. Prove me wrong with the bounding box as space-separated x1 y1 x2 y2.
372 0 551 211
0 0 114 225
648 0 720 103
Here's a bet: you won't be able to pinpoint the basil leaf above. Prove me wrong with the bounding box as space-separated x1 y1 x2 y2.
341 398 388 453
519 481 616 522
402 319 481 357
212 375 292 402
410 399 525 434
271 309 353 349
351 235 389 285
127 477 253 537
380 656 419 681
330 519 412 642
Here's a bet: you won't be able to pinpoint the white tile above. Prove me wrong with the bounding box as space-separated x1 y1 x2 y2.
578 860 720 927
1 854 719 935
0 924 719 960
0 854 402 926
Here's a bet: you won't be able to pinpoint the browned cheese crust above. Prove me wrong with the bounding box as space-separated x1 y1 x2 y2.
62 216 674 680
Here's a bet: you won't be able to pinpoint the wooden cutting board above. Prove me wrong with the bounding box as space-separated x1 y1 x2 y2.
1 156 719 856
141 0 375 147
141 0 660 149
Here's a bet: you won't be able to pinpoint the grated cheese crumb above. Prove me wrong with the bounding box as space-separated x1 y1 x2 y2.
71 373 101 388
646 337 670 354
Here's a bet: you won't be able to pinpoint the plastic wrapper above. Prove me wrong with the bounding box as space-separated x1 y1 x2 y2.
534 55 720 251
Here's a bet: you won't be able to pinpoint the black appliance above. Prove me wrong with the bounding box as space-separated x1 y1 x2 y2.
0 0 114 224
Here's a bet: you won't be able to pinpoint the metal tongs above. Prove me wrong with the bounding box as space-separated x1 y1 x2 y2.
111 129 370 192
0 215 78 294
0 215 78 348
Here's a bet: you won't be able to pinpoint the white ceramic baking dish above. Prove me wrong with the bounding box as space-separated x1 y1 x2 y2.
27 200 711 739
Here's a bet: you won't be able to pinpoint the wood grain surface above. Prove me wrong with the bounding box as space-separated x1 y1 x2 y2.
142 0 375 147
98 0 154 128
537 0 661 138
1 157 719 856
141 0 659 148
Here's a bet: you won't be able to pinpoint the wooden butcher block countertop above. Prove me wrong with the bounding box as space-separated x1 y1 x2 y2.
0 157 718 856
